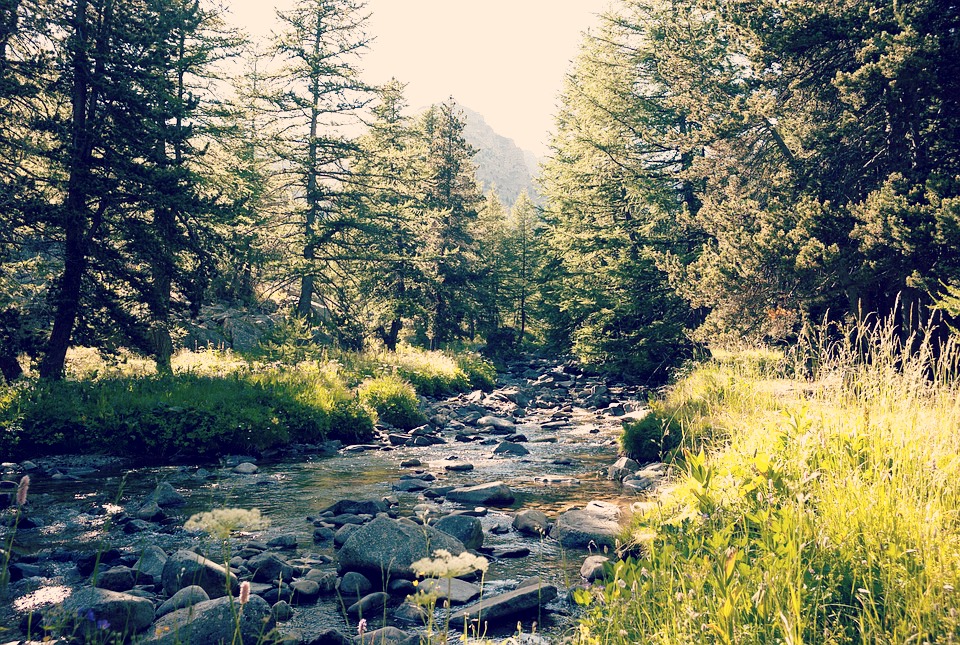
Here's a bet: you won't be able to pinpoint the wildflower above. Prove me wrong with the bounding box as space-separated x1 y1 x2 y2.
411 549 489 578
16 475 29 507
357 618 367 636
239 580 251 605
97 619 110 630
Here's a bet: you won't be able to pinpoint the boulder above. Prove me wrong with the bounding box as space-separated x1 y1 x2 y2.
143 595 274 644
95 566 136 592
161 550 238 598
433 514 483 550
446 482 515 507
233 462 259 474
550 501 623 550
580 555 610 582
248 552 293 583
493 442 529 457
147 482 185 507
450 580 558 629
347 591 389 617
290 579 321 605
338 516 466 580
607 457 640 482
61 587 155 636
156 585 210 618
357 627 413 645
512 509 550 536
322 499 388 517
338 571 372 596
135 545 167 583
476 416 516 433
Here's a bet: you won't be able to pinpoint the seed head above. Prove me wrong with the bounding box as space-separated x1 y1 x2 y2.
16 475 29 507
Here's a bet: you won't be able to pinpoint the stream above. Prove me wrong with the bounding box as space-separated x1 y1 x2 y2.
1 358 654 643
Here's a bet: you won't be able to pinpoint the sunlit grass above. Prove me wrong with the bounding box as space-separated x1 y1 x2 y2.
576 317 960 643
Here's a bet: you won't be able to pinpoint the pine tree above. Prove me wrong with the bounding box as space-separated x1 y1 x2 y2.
417 98 484 347
270 0 370 320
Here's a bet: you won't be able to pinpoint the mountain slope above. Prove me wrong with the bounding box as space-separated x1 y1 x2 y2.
460 106 541 207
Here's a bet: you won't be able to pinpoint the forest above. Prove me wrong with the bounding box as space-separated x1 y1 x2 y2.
1 0 958 382
3 0 960 643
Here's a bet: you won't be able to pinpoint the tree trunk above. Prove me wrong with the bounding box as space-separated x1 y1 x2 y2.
40 0 102 379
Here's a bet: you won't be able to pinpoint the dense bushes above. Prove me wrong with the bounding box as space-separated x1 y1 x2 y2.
358 375 426 430
0 344 493 462
620 411 682 463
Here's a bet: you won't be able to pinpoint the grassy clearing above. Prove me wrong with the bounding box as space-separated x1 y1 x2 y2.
0 344 495 462
576 319 960 644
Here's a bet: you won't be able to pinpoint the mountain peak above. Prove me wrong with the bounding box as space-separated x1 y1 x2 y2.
459 106 541 207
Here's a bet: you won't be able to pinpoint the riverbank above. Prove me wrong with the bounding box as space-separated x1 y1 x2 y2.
575 325 960 643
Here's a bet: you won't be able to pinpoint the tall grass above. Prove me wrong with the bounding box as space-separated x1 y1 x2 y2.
576 316 960 643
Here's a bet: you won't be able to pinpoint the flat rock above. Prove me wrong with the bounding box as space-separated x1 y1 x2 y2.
477 416 516 432
550 501 623 550
446 481 515 507
418 577 482 605
450 580 558 629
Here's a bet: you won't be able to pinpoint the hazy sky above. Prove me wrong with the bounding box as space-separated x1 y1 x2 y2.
226 1 609 157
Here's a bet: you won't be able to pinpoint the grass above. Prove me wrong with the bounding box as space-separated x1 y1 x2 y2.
575 316 960 643
0 343 495 462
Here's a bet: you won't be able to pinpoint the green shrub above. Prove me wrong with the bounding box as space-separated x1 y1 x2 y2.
358 375 426 430
620 411 682 463
393 347 471 397
453 351 496 391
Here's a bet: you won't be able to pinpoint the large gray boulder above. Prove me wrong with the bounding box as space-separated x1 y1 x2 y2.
61 587 155 636
550 501 623 550
446 482 515 507
433 514 483 550
338 516 466 580
161 549 238 598
450 579 558 628
147 482 185 507
143 595 274 645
